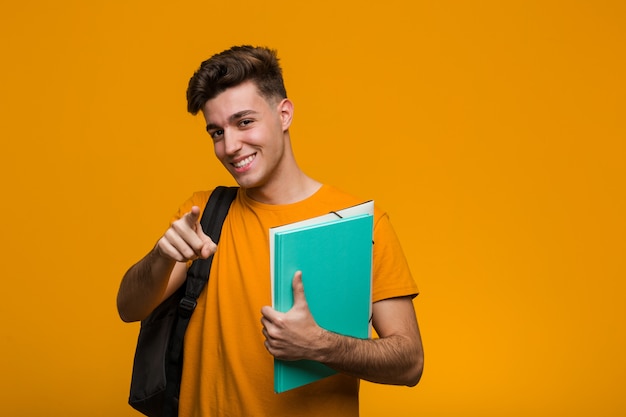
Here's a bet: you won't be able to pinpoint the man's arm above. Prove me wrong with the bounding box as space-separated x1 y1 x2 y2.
260 272 424 386
116 206 216 323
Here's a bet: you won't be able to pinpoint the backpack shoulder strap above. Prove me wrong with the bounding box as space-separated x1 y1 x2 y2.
164 186 238 417
183 186 239 305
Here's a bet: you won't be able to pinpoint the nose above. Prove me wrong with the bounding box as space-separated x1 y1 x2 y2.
223 130 243 155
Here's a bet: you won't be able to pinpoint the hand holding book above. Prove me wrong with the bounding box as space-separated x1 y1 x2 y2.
266 201 375 393
261 271 325 362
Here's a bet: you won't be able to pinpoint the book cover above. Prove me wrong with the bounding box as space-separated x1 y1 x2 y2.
271 207 374 393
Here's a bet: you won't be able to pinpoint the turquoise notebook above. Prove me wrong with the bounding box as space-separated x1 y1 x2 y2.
271 211 374 393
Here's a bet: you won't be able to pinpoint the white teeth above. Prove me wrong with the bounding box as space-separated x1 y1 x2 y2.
233 154 255 168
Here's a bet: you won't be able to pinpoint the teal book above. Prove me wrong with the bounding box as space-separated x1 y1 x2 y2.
270 202 374 393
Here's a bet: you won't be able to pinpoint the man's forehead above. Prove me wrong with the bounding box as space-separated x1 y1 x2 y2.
203 83 272 122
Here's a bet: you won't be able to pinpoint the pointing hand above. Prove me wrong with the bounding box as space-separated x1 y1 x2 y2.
156 206 217 262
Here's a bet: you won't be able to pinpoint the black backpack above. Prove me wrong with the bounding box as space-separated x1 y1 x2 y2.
128 186 239 417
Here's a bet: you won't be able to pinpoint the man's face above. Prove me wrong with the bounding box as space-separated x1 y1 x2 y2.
202 81 292 191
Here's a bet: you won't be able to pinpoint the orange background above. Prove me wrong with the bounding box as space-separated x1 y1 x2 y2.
1 1 625 416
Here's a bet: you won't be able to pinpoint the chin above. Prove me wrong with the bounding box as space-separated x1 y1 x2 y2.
231 175 261 190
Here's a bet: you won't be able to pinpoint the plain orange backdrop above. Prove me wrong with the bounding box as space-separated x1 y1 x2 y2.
1 1 625 416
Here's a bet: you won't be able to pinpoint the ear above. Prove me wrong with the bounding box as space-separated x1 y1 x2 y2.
277 98 294 131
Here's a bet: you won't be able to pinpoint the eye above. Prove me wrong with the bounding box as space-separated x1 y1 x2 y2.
209 129 224 140
239 119 253 128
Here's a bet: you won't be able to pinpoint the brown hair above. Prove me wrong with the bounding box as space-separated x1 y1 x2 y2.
186 45 288 115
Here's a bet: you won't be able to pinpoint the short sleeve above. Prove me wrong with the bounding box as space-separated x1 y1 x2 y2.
371 212 419 303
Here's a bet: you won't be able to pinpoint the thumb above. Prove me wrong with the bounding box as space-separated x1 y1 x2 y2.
198 236 216 259
194 215 217 259
292 271 307 306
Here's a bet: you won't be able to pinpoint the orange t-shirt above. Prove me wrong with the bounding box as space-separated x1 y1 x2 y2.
175 185 418 417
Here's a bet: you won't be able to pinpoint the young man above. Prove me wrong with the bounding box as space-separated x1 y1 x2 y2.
117 45 423 416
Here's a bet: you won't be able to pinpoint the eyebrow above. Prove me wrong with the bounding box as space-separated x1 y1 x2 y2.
206 110 258 132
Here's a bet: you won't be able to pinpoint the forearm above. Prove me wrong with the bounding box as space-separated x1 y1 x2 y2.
116 246 176 323
262 286 424 386
315 330 423 386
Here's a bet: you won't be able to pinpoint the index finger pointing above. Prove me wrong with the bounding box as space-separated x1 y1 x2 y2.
184 206 202 228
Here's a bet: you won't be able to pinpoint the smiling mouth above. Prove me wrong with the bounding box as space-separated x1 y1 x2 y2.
232 153 256 169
